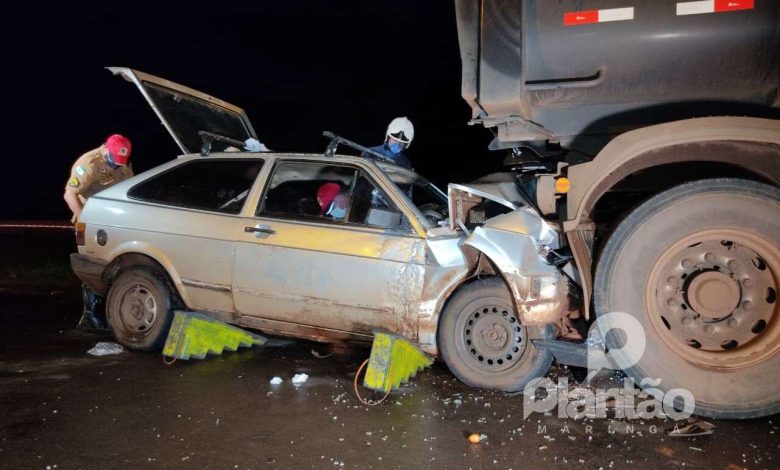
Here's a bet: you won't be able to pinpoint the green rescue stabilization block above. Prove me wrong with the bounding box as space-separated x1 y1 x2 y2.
363 330 433 393
163 311 267 360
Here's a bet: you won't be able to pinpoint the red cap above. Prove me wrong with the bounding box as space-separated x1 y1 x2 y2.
105 134 132 165
317 183 341 214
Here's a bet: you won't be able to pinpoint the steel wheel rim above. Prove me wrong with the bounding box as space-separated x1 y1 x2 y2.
455 299 528 373
117 282 159 334
647 228 780 369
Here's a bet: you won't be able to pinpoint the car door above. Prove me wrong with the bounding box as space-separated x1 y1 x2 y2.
119 157 266 314
232 159 427 338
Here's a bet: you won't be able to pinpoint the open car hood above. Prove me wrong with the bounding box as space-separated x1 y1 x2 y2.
448 182 559 246
447 183 525 230
108 67 257 154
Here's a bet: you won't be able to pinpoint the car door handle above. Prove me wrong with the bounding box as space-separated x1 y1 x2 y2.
244 225 276 237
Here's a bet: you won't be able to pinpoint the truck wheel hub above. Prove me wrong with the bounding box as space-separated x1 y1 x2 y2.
647 230 780 369
686 271 740 318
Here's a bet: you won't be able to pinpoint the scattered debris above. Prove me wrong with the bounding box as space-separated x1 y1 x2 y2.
311 349 333 359
667 417 715 437
87 342 124 356
292 373 309 386
467 433 487 443
270 377 283 385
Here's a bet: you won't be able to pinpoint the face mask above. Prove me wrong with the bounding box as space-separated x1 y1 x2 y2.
387 142 404 155
105 152 120 169
329 206 346 219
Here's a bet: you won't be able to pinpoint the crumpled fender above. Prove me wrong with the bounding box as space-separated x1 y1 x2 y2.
461 210 568 326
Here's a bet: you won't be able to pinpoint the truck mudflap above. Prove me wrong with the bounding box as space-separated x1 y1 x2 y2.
70 253 108 294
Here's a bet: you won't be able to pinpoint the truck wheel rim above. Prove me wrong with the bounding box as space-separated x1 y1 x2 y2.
117 283 159 334
647 229 780 369
457 303 528 372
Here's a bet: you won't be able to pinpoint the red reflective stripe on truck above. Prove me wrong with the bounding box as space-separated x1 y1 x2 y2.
564 7 634 26
714 0 754 12
677 0 755 15
564 10 598 26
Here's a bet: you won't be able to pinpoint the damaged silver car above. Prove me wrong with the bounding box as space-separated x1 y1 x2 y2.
71 68 571 394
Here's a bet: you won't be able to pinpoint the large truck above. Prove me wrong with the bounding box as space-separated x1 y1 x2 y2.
453 0 780 418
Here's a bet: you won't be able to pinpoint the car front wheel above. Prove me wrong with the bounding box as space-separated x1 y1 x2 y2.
438 277 554 392
106 267 177 351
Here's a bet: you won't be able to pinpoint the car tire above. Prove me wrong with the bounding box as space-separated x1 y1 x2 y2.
594 178 780 419
106 267 178 352
438 277 554 392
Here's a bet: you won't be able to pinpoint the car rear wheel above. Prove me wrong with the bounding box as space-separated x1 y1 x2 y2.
106 267 177 351
438 277 554 392
594 179 780 419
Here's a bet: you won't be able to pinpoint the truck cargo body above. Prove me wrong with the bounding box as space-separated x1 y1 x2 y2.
453 0 780 419
455 0 780 151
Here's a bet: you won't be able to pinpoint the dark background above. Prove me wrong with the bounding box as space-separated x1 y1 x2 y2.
5 0 501 220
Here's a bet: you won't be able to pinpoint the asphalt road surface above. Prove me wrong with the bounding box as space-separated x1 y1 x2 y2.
1 228 778 469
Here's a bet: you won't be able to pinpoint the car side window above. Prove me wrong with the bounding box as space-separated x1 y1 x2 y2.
259 161 356 220
259 161 410 231
128 159 263 214
349 175 409 231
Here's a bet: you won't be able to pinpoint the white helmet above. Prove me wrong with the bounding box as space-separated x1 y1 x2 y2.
386 117 414 146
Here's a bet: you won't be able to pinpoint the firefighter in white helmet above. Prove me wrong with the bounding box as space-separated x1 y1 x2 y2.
363 117 414 169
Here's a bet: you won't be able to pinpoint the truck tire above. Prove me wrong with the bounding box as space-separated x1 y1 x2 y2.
106 267 177 352
594 179 780 419
438 277 554 392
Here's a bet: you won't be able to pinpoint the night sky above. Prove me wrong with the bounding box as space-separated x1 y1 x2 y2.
6 0 500 221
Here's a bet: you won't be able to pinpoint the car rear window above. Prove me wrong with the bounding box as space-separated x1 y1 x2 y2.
128 159 263 214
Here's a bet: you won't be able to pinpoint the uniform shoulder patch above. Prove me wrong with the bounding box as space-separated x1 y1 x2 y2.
89 155 102 167
75 166 86 176
68 177 80 188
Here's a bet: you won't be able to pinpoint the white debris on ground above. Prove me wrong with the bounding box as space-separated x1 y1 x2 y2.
87 342 124 356
291 373 309 386
270 377 283 385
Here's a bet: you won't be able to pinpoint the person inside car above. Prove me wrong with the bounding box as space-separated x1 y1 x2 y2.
317 182 349 220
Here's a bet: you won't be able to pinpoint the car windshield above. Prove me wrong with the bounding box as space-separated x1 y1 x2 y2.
378 163 449 226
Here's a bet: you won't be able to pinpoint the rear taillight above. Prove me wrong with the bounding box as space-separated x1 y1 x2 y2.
75 222 85 246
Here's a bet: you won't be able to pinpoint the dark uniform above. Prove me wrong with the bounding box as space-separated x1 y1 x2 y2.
363 144 412 169
65 145 133 330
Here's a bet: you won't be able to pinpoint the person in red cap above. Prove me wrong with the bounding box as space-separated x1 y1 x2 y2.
64 134 133 331
316 182 350 220
64 134 133 222
317 182 341 215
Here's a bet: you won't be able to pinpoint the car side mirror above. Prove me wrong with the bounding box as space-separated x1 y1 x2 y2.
366 207 402 229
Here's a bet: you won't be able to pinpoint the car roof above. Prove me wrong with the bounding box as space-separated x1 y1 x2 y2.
176 151 416 175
